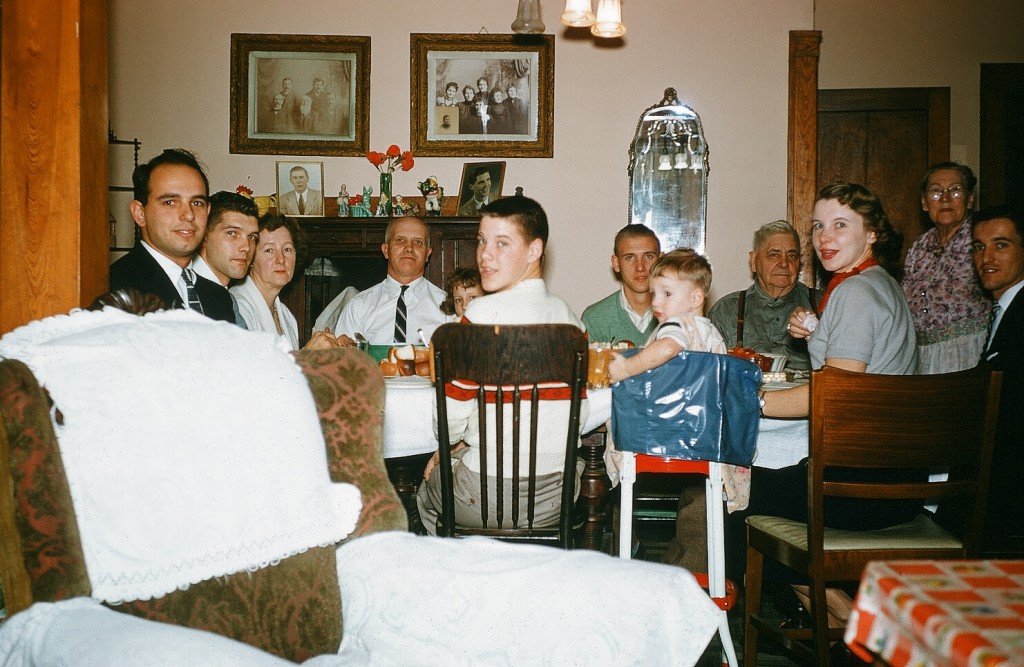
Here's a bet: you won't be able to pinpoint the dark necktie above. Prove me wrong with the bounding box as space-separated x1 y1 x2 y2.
298 193 305 214
181 268 204 315
987 303 1002 350
394 285 409 343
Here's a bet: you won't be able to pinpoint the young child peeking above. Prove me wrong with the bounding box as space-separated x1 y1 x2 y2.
608 248 726 382
440 267 484 322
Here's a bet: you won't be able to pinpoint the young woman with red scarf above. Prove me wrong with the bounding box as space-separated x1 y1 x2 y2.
725 183 921 603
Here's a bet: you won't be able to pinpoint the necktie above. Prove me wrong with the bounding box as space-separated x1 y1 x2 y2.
987 303 1002 349
298 193 305 214
181 268 204 315
394 285 409 343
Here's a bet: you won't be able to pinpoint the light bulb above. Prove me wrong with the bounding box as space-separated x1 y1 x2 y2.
560 0 595 27
512 0 546 34
591 0 625 38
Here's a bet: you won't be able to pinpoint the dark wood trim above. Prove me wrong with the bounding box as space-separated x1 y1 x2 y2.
787 30 821 287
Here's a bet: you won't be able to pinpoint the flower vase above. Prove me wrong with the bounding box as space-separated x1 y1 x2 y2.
379 172 393 217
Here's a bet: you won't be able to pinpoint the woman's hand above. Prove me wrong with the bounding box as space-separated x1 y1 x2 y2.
786 307 816 340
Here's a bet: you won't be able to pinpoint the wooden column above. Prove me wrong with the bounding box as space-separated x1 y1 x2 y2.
0 0 108 335
787 30 821 286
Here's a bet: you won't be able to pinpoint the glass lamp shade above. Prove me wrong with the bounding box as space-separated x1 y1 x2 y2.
657 154 672 171
560 0 595 27
591 0 625 38
512 0 546 34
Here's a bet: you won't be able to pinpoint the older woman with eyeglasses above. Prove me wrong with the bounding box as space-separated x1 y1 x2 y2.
901 162 992 373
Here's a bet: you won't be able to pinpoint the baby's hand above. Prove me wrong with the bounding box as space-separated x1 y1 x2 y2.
607 352 629 383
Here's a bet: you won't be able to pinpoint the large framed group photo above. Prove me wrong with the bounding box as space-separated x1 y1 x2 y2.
230 33 370 157
410 33 554 158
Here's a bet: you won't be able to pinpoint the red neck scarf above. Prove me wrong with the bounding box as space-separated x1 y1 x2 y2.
816 257 879 315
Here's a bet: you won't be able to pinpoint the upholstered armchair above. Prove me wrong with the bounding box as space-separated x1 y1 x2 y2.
0 345 406 663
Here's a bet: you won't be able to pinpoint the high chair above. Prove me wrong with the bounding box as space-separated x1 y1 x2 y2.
619 452 739 667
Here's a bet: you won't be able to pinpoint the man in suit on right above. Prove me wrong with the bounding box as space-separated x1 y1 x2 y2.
972 205 1024 556
109 148 234 322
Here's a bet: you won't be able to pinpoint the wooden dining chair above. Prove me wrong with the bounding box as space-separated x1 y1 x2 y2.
743 365 1002 666
431 323 588 547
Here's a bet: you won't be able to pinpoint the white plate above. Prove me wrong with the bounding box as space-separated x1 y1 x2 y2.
384 375 434 388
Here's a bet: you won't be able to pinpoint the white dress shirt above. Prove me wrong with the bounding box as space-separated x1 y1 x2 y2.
140 241 191 307
617 287 654 332
334 275 446 344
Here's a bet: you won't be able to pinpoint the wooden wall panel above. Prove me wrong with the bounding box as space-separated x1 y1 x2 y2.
0 0 107 335
787 30 821 287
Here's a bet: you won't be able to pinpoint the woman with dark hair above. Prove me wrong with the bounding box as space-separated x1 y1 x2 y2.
902 162 990 373
231 214 338 350
730 184 921 624
764 181 916 418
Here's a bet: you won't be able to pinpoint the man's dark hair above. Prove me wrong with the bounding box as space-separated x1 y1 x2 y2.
132 148 209 204
613 224 661 255
207 191 258 233
479 195 548 247
973 206 1024 241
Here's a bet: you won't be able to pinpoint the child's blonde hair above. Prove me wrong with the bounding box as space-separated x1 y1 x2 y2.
650 248 713 295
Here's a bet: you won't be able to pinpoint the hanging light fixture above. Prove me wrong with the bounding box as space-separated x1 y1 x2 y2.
591 0 626 38
560 0 595 27
512 0 546 34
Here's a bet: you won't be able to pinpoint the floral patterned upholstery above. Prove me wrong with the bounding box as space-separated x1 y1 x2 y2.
0 347 406 663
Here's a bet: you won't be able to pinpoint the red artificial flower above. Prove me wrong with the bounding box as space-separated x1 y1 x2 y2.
386 144 402 158
400 155 415 171
235 185 254 197
366 151 386 167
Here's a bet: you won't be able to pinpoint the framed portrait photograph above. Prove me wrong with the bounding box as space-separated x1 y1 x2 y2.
410 33 554 158
230 33 370 157
456 161 507 217
276 161 325 217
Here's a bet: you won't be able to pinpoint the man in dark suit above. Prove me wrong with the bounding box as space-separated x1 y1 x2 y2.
109 148 234 322
972 206 1024 555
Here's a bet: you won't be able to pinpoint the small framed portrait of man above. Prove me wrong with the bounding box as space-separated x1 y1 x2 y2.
276 161 325 217
456 161 506 217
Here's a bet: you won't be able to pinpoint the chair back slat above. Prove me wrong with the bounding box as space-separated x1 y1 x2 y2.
432 324 588 547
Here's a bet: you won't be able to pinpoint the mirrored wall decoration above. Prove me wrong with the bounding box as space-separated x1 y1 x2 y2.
628 88 708 254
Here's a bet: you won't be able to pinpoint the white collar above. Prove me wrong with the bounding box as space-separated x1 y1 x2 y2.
141 240 189 286
997 280 1024 313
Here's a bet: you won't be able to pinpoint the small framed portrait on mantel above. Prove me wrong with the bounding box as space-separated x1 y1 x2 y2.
230 33 370 157
410 33 553 158
456 161 506 217
276 161 325 217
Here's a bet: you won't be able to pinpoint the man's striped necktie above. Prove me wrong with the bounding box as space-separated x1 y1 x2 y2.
181 268 204 315
394 284 409 343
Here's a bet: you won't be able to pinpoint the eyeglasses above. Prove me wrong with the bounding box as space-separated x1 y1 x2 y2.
926 185 966 201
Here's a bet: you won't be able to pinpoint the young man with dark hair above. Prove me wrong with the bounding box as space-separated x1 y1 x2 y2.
191 191 260 328
109 149 234 322
417 196 584 535
582 224 662 346
972 206 1024 555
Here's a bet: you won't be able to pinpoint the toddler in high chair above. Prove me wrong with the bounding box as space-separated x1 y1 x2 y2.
608 248 726 382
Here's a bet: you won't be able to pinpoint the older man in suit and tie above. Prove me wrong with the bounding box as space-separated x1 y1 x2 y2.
109 148 234 322
972 205 1024 556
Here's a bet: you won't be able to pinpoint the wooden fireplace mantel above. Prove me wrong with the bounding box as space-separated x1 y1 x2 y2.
282 216 480 345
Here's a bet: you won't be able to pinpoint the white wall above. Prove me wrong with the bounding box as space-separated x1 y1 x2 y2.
816 0 1024 183
109 0 812 313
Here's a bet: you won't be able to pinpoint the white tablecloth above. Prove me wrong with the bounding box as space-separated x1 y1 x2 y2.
381 380 612 459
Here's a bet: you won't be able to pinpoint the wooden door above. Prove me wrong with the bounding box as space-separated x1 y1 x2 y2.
980 64 1024 209
817 88 949 258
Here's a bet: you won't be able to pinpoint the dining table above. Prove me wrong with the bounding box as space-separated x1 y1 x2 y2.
380 370 810 539
846 559 1024 666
